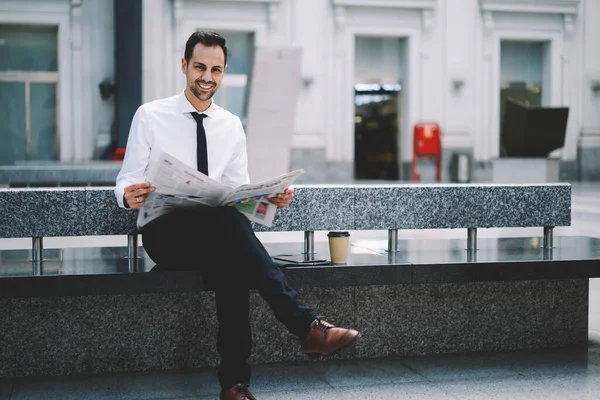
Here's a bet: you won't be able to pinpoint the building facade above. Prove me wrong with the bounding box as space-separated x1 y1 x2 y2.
1 0 599 181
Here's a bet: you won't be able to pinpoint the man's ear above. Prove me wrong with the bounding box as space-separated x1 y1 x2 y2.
181 57 187 74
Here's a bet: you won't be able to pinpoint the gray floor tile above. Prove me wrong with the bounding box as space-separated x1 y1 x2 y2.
495 349 600 377
440 374 600 400
252 381 453 400
10 375 120 400
311 358 425 388
400 352 519 382
248 363 330 393
117 368 221 400
0 381 12 400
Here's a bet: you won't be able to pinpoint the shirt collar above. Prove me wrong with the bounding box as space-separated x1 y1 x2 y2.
177 89 215 117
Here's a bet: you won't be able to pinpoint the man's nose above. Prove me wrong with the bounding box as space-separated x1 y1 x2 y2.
201 69 212 82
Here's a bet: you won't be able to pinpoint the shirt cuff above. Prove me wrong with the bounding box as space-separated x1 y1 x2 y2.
115 185 126 209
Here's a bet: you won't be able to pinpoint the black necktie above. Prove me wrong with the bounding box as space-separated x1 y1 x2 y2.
190 112 209 175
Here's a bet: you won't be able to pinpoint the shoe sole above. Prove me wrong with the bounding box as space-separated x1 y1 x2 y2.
305 333 361 359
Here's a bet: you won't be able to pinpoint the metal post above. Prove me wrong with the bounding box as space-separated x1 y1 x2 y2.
388 229 398 253
387 251 398 265
303 231 314 256
543 247 553 261
32 237 43 262
128 258 139 273
128 234 138 259
467 228 477 251
467 249 477 263
543 227 554 249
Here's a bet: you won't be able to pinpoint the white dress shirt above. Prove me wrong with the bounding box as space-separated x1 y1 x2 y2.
114 90 250 208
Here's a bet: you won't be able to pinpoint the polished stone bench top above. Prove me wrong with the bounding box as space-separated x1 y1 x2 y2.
0 236 599 298
0 183 571 238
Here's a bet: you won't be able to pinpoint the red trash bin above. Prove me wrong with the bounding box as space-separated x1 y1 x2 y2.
411 122 441 182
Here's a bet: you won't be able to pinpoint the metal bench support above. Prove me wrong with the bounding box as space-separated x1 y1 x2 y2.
31 237 44 276
32 237 43 262
388 229 398 252
543 227 554 249
467 228 477 250
128 234 139 273
304 231 315 255
128 234 139 259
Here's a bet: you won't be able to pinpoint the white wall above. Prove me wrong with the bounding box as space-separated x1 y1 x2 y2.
581 0 600 146
138 0 597 167
289 0 329 150
443 0 477 149
81 0 114 159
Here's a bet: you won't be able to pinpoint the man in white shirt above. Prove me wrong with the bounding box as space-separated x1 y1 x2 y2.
115 31 360 400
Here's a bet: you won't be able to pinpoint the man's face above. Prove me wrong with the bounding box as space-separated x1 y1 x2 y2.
182 43 225 105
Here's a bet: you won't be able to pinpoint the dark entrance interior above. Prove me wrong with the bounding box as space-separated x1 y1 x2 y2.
354 85 400 180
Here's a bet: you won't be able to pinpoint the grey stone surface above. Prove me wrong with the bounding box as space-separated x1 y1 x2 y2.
0 380 11 400
0 190 38 238
249 287 357 365
85 188 138 235
254 186 354 232
311 358 425 387
353 280 588 359
0 183 572 237
10 376 120 400
117 369 221 400
0 280 588 378
354 184 571 230
35 189 86 237
0 292 219 378
249 363 330 393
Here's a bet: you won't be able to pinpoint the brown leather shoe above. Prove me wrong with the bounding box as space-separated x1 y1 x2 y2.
302 319 361 357
220 383 256 400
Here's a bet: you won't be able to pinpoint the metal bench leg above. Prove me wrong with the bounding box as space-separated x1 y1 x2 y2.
32 237 43 276
543 227 554 249
32 237 43 262
467 228 477 251
303 231 315 256
388 229 398 252
128 234 139 273
128 234 139 259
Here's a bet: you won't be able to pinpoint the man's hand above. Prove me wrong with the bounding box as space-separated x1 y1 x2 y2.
268 187 294 208
124 182 156 209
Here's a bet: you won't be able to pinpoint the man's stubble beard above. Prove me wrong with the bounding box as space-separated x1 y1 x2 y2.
190 83 216 102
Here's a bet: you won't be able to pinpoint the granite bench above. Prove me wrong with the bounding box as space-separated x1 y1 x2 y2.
2 183 600 378
0 183 572 264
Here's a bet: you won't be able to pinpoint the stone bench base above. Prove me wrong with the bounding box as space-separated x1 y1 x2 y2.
0 279 587 378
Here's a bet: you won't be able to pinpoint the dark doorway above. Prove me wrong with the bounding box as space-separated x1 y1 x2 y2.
354 84 400 180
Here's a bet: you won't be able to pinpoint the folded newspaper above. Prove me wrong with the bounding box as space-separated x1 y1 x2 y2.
137 151 304 228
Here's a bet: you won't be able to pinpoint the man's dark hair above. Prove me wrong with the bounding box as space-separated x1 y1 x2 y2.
184 31 228 66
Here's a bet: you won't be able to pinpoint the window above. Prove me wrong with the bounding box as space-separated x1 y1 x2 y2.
213 31 254 127
0 24 59 165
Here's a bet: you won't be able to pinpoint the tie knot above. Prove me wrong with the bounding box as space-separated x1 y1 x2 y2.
191 112 208 123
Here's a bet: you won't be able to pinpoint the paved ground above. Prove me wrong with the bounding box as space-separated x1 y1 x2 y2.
0 181 598 399
3 346 600 399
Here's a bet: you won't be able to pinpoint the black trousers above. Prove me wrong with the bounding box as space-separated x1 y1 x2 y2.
140 206 318 388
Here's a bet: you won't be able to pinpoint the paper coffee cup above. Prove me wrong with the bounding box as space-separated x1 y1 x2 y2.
328 231 350 264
